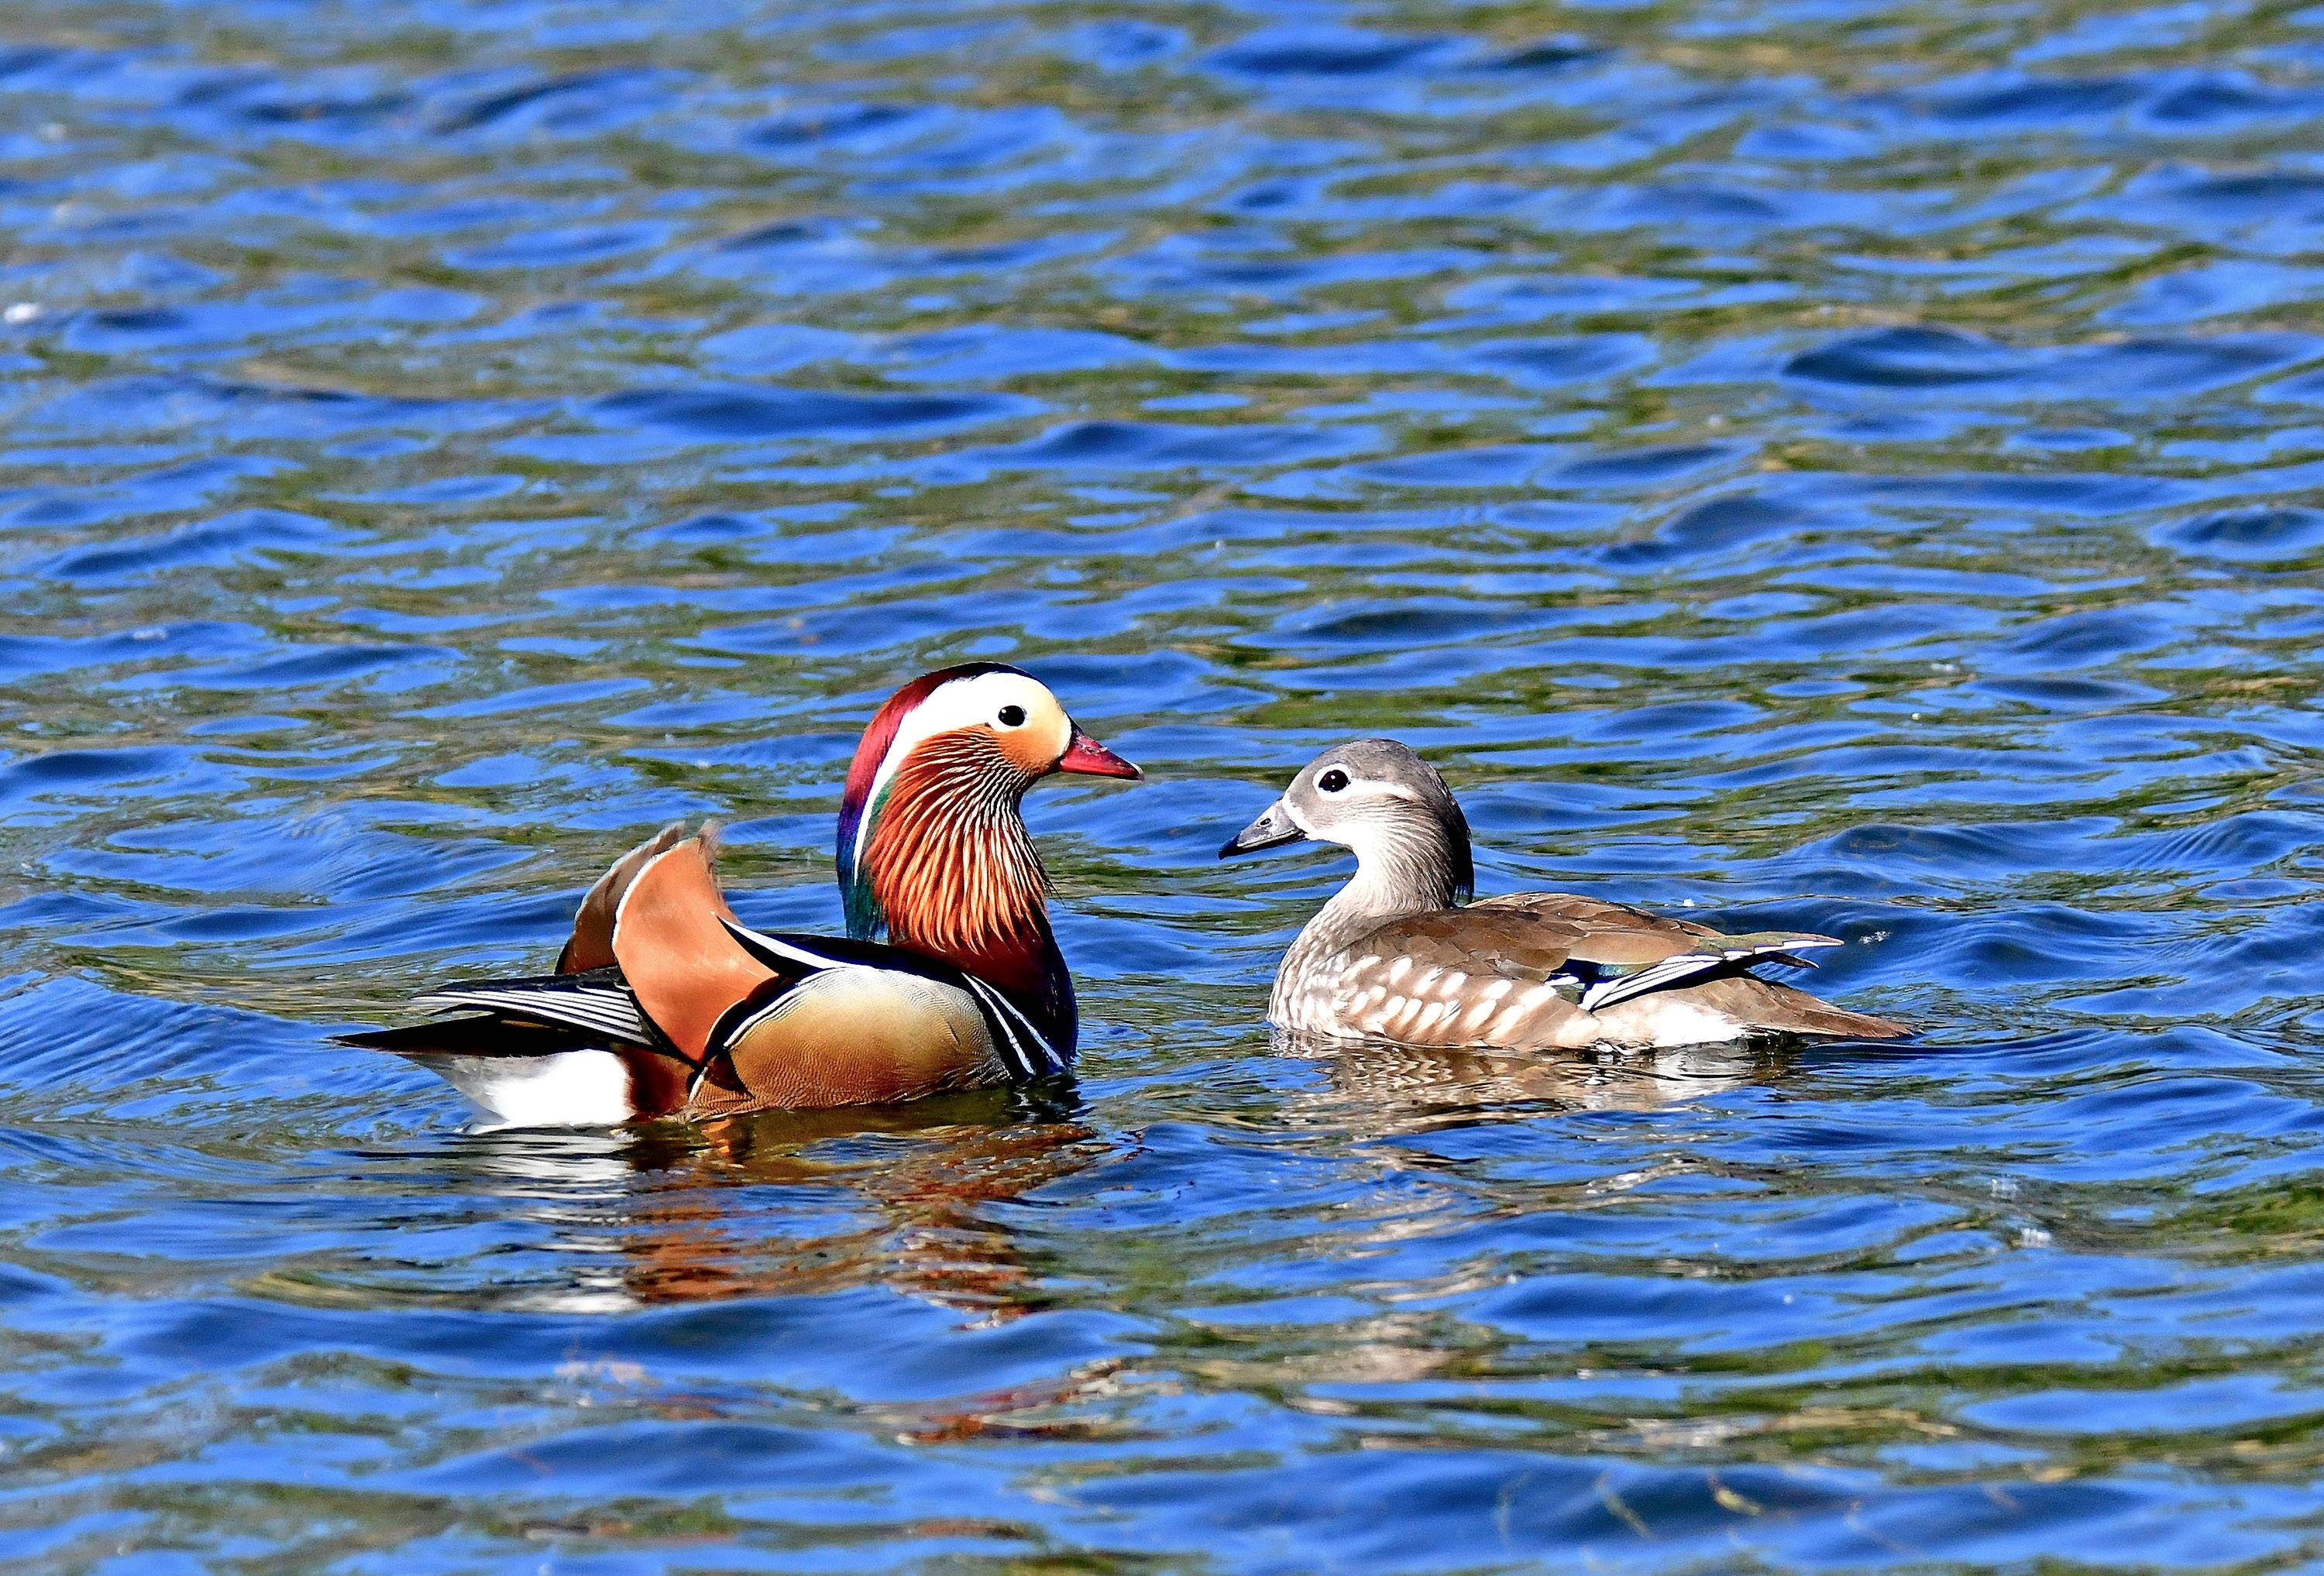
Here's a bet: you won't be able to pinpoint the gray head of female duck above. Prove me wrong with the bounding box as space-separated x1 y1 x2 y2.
1219 739 1477 926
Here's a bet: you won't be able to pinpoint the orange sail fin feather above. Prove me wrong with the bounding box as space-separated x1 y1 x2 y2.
557 822 688 973
607 830 774 1062
339 665 1141 1127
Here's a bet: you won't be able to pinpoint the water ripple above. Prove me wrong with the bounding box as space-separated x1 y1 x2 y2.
4 0 2324 1567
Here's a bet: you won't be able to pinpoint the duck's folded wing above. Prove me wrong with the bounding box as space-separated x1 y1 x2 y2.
1562 929 1840 1012
579 833 1040 1104
337 829 762 1114
408 965 655 1045
1437 898 1841 1005
335 976 686 1128
573 833 1067 1086
1329 901 1884 1047
1470 890 1718 939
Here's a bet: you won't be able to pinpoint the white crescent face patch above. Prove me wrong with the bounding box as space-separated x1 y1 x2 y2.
851 671 1068 872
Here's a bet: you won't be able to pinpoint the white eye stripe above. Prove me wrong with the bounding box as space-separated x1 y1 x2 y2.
854 673 1055 870
1305 773 1424 805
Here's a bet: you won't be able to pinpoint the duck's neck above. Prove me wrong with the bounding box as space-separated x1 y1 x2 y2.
853 739 1075 1052
1278 817 1470 998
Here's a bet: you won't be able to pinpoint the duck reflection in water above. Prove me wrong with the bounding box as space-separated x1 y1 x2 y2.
1263 1027 1786 1138
451 1087 1101 1321
439 1096 1161 1446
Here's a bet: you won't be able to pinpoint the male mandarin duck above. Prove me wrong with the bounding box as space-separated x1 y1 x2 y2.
342 664 1140 1125
1219 739 1906 1050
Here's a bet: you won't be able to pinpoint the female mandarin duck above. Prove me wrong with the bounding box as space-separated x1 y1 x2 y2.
343 664 1140 1125
1219 739 1906 1049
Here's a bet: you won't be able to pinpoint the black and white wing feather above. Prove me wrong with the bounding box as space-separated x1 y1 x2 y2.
413 966 655 1046
1575 935 1838 1013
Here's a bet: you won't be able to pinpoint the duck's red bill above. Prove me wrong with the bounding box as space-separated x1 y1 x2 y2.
1058 725 1141 780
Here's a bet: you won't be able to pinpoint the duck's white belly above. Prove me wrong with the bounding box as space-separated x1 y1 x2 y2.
421 1049 637 1129
1588 996 1748 1049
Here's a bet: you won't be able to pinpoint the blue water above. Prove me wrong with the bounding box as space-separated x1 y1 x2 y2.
5 0 2324 1567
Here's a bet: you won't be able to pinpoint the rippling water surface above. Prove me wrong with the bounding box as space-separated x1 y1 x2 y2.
7 0 2324 1567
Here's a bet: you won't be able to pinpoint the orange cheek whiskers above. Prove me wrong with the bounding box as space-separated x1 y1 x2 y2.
865 733 1051 965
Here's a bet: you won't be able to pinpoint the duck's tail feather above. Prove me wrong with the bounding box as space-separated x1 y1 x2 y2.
1758 984 1910 1039
1687 977 1910 1040
336 1015 586 1056
337 1017 688 1126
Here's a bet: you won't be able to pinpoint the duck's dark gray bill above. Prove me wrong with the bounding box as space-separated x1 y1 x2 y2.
1219 799 1306 859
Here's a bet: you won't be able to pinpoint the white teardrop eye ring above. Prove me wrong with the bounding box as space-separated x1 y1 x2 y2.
1318 768 1349 792
997 705 1026 727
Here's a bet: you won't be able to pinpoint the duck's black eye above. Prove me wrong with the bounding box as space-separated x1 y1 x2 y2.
997 705 1026 727
1318 767 1349 793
